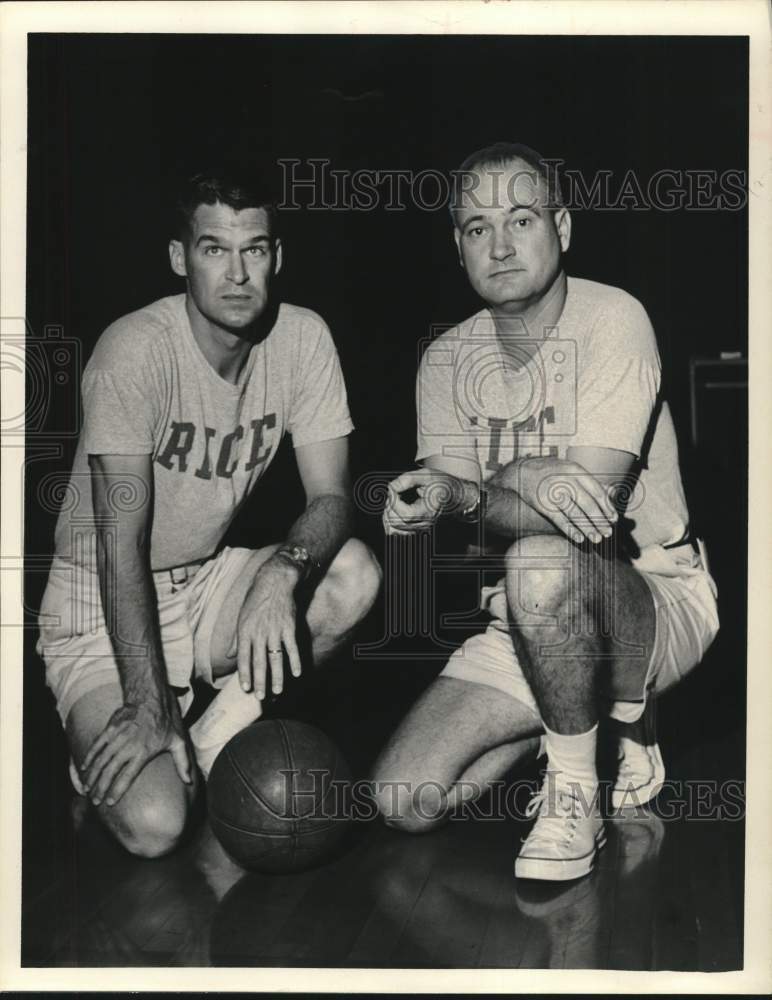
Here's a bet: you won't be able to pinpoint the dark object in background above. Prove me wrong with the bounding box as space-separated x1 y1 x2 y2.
207 719 353 873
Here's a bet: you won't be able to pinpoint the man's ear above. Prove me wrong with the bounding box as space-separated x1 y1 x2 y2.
453 227 466 270
554 208 572 253
169 240 187 278
273 238 283 277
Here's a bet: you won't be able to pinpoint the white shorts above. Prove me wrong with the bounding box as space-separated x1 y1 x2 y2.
439 541 720 724
36 546 261 726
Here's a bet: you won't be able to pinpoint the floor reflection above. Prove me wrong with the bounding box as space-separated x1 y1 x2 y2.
53 800 667 969
512 812 666 968
56 802 244 966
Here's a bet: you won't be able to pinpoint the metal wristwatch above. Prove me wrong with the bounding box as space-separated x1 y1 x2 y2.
458 482 486 524
276 544 320 581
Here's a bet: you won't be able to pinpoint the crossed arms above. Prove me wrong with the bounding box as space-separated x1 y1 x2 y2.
383 447 636 543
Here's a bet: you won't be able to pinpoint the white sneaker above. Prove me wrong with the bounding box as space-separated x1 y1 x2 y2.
611 738 665 811
515 779 606 882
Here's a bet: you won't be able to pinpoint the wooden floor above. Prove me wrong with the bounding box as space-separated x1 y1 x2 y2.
21 675 744 971
22 504 746 972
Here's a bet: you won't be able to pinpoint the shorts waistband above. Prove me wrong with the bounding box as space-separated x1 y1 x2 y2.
153 559 207 586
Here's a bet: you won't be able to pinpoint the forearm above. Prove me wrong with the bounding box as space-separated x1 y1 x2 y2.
446 469 561 540
399 454 623 546
483 462 563 538
95 531 171 711
284 493 354 570
483 458 627 541
479 484 558 539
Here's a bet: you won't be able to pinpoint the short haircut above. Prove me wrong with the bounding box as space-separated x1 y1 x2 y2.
449 142 564 225
173 167 279 241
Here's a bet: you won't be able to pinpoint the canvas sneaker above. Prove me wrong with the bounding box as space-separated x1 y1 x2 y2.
611 738 665 811
515 779 606 882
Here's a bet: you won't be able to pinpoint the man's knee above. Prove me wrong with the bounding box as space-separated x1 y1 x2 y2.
325 538 382 625
106 787 189 859
370 770 448 835
504 533 585 624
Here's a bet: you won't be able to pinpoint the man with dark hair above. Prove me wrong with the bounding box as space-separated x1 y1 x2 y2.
173 169 280 241
375 145 718 881
37 168 381 858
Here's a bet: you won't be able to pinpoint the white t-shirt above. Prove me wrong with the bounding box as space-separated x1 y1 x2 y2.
415 276 689 551
54 294 353 570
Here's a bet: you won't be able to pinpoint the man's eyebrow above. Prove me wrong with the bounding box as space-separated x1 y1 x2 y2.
509 203 542 217
195 233 272 246
461 202 542 230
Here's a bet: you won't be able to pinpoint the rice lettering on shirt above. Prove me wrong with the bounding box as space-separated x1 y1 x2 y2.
54 295 353 571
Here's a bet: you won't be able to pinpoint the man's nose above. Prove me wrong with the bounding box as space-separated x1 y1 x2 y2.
490 227 516 261
226 253 248 284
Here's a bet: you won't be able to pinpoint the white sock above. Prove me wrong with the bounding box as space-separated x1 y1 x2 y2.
188 672 263 778
543 722 599 803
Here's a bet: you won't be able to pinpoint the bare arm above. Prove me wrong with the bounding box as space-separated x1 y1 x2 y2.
80 453 192 805
285 434 354 568
91 453 168 709
232 435 354 699
385 447 633 544
423 453 571 539
483 446 635 542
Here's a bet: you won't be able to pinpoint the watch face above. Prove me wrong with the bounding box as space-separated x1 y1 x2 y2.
278 544 318 578
280 545 311 570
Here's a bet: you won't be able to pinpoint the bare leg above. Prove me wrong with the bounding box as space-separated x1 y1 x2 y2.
61 541 380 850
503 534 656 880
66 684 199 858
504 535 656 736
371 676 543 833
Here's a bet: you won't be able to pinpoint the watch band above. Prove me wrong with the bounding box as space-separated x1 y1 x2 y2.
459 482 486 524
276 544 320 581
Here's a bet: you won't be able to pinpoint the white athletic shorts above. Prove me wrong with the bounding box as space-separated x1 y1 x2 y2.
36 546 261 726
439 541 720 724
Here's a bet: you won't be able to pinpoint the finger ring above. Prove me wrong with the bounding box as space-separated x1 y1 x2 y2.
268 647 282 654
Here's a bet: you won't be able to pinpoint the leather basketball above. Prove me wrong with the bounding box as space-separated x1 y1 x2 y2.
207 719 352 873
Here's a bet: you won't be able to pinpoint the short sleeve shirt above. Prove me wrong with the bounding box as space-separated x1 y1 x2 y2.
416 277 689 551
54 295 353 570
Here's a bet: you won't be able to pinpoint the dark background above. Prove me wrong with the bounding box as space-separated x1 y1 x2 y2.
23 34 748 914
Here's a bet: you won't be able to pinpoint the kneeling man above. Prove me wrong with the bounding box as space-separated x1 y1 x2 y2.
377 143 718 881
37 169 381 857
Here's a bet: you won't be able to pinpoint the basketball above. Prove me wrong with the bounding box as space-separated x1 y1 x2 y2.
207 719 353 873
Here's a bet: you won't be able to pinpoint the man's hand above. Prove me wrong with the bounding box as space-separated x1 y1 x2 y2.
81 697 192 807
383 468 469 536
227 555 303 700
512 456 618 544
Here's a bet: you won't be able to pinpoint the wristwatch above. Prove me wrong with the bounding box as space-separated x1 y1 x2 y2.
276 544 320 581
458 482 487 524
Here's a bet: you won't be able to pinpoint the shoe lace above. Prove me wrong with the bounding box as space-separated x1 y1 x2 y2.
523 783 581 846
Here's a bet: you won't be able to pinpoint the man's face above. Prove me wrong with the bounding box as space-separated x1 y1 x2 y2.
454 159 571 311
169 202 281 334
